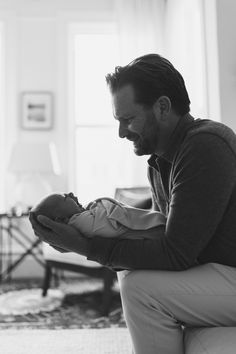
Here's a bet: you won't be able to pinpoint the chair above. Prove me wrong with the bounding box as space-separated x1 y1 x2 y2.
114 186 152 209
42 246 116 316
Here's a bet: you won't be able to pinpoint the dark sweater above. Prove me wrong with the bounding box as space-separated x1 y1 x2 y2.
87 115 236 270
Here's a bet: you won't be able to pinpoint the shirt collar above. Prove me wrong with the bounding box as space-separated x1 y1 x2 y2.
148 114 195 166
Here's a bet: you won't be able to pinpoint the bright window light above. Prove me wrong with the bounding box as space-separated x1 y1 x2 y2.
75 33 117 126
73 25 133 204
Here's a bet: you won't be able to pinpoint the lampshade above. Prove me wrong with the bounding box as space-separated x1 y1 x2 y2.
7 141 61 210
8 141 61 175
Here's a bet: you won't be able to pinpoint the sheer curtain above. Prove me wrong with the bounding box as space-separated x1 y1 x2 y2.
114 0 166 187
115 0 165 64
115 0 208 121
164 0 208 119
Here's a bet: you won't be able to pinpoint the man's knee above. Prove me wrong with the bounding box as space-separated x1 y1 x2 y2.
119 270 143 301
119 270 162 306
119 270 174 320
119 269 177 304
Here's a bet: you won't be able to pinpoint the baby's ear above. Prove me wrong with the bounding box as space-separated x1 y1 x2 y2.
55 216 69 223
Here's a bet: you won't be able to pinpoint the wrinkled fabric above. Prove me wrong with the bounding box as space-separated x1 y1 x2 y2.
69 197 166 238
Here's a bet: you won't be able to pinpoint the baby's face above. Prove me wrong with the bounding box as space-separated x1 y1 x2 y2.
59 192 84 217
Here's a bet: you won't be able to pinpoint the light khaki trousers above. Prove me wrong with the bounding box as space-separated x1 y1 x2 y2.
117 263 236 354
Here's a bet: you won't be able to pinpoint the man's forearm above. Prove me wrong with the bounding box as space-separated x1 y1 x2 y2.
86 225 188 270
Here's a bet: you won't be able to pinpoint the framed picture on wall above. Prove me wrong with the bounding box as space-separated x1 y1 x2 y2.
21 92 53 130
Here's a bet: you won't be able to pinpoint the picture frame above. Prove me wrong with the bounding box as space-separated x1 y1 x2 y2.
21 92 53 130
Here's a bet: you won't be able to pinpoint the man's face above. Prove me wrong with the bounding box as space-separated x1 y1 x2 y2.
112 85 161 156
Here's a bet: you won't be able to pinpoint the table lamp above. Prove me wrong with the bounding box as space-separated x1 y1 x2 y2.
8 141 61 212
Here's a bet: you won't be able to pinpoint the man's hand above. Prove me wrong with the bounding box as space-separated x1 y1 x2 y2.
29 212 90 257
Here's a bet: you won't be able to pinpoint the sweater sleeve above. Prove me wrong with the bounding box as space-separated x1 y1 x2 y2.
87 133 236 270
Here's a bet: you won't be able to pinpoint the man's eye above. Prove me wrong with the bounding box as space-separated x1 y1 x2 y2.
127 118 133 124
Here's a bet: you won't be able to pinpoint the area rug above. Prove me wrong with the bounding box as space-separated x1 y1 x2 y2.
0 277 125 329
0 328 132 354
0 288 63 315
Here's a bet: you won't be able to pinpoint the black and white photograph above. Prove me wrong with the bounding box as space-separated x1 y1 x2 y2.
21 92 52 130
0 0 236 353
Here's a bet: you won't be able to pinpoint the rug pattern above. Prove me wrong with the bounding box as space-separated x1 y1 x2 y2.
0 277 125 330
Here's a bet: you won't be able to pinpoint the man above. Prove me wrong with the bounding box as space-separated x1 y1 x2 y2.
30 54 236 354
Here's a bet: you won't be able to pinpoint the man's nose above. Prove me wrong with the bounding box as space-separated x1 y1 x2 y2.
119 122 128 138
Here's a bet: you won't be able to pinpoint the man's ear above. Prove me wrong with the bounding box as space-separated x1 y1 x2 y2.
153 96 171 119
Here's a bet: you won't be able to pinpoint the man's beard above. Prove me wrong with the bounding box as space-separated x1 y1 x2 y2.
133 135 157 156
132 113 160 156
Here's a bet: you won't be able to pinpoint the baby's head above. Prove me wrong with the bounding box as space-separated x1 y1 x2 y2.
31 192 85 223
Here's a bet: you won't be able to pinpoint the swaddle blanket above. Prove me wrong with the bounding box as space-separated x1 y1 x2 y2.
69 197 166 238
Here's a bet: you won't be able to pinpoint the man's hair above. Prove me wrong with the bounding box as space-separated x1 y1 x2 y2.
105 53 190 116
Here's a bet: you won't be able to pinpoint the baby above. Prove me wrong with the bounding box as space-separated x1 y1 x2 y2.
30 192 166 240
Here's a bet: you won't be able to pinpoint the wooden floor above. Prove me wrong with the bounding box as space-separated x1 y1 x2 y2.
0 328 132 354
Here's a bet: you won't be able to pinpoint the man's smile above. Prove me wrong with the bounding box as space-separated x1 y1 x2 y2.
126 133 140 142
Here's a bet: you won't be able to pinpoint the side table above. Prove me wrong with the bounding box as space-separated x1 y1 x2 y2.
0 210 45 281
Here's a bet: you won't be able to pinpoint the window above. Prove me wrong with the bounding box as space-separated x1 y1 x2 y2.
69 23 134 204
